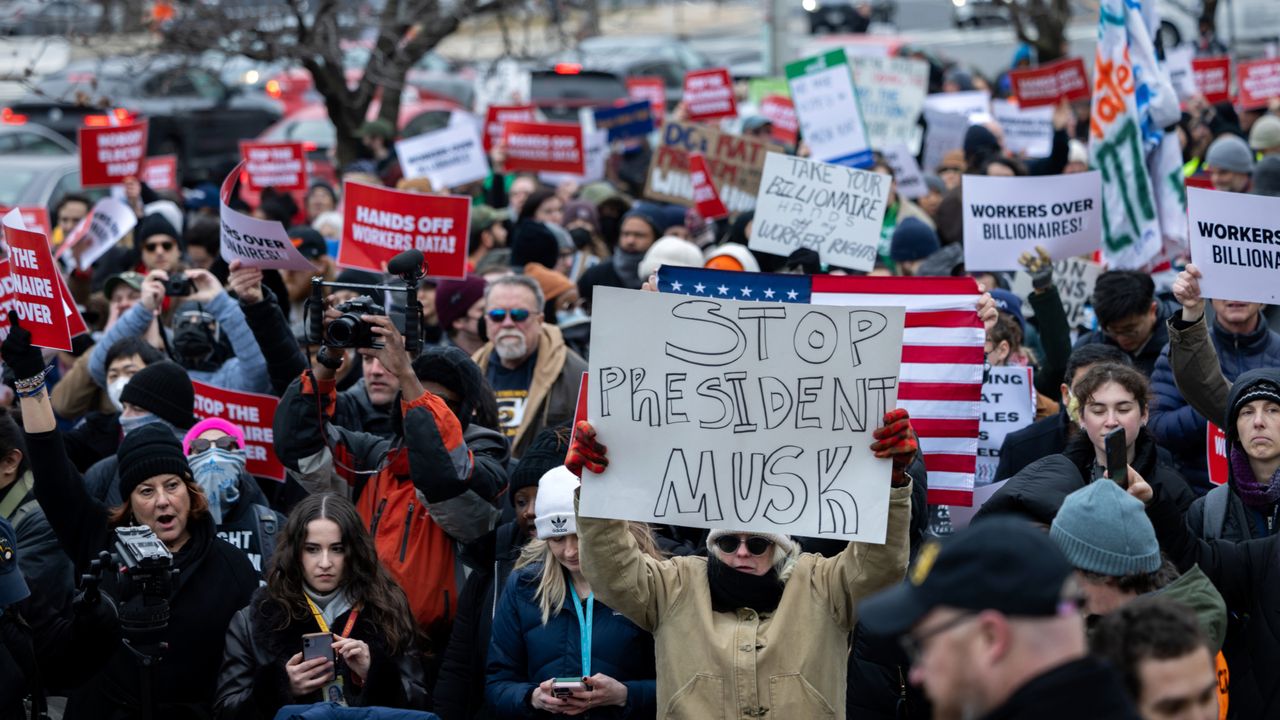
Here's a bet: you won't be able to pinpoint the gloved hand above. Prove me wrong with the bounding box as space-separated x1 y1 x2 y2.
1018 246 1054 292
0 311 44 381
565 421 608 478
870 409 918 488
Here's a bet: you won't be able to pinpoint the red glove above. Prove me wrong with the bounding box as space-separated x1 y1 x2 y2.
565 421 608 478
870 409 918 488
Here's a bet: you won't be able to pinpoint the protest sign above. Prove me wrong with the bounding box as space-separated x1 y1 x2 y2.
1009 57 1090 108
579 286 906 543
975 366 1035 486
1192 57 1231 105
0 208 50 239
78 120 148 187
501 121 585 175
395 124 489 190
339 181 469 278
1010 256 1102 329
682 68 738 122
991 99 1054 158
539 129 607 186
850 56 929 154
217 162 315 272
626 77 666 126
58 197 137 271
880 143 926 200
1207 423 1228 487
923 91 990 123
759 95 798 146
690 153 728 220
962 172 1102 271
0 213 71 351
1237 58 1280 109
593 100 655 142
1188 187 1280 304
921 109 970 173
787 50 873 167
140 155 178 193
192 381 286 481
1165 46 1197 103
239 141 307 192
483 104 538 153
751 152 890 272
644 121 780 212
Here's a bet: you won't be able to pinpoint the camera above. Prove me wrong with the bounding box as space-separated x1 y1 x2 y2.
303 249 427 354
164 273 194 296
111 526 177 641
324 296 386 348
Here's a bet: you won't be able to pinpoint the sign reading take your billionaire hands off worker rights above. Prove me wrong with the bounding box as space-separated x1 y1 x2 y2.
1188 187 1280 304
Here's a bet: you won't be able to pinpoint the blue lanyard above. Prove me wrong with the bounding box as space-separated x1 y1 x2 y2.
567 579 593 678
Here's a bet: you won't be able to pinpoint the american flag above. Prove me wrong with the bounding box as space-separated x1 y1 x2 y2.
657 266 985 506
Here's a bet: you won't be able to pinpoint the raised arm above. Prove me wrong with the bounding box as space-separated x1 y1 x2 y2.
227 260 308 396
1168 264 1231 426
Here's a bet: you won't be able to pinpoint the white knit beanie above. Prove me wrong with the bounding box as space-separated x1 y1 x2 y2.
534 466 581 539
639 235 704 280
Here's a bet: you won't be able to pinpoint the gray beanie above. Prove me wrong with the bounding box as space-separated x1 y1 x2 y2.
1205 134 1255 175
1049 480 1161 576
1253 155 1280 197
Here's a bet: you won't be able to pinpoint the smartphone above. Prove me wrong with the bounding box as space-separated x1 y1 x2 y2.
1104 427 1128 487
302 632 335 664
552 677 589 698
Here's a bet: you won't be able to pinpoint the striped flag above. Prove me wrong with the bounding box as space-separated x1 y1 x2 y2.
657 266 984 506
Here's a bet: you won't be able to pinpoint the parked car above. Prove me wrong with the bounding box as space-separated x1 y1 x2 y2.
0 155 108 217
549 35 711 109
0 123 76 155
1156 0 1280 52
803 0 895 33
0 0 102 36
950 0 1017 28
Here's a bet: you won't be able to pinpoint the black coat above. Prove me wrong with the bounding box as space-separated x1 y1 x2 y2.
979 657 1138 720
993 408 1071 482
237 286 309 398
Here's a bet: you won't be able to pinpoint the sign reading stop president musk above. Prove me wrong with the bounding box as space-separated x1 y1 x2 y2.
1188 187 1280 304
338 182 470 278
78 120 148 187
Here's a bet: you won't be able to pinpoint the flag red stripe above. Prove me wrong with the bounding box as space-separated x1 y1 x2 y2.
928 488 974 507
923 453 977 473
904 310 984 328
813 275 981 295
898 382 983 402
901 345 986 363
912 418 982 436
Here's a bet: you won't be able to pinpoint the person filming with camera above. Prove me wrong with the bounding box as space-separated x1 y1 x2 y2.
2 312 259 719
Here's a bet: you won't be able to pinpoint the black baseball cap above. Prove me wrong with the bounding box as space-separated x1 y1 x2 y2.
288 226 328 260
859 516 1075 637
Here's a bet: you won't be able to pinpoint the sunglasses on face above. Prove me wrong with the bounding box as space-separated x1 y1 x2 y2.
144 241 175 253
713 535 773 556
487 308 531 323
188 436 239 454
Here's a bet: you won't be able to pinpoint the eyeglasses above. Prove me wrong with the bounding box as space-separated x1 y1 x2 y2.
487 308 532 324
144 241 175 253
899 612 977 664
187 436 240 454
713 535 773 556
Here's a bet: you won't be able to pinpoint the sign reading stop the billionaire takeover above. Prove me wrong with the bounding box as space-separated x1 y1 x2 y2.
192 381 286 481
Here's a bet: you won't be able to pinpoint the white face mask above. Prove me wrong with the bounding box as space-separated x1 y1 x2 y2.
107 376 131 412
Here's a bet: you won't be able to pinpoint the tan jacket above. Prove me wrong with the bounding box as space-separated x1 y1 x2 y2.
1167 314 1230 427
51 350 114 419
577 485 913 720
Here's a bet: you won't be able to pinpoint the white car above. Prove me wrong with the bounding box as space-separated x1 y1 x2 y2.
1157 0 1280 51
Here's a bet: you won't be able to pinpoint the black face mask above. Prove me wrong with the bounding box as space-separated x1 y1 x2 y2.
172 323 217 367
569 227 593 250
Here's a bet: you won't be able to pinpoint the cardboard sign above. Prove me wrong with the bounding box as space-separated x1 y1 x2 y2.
682 68 737 122
644 121 781 213
579 286 906 543
1009 57 1090 108
626 77 667 127
58 197 137 271
240 141 307 192
759 94 798 146
690 153 728 220
1207 423 1228 487
752 152 890 272
1188 187 1280 304
975 366 1036 486
395 124 489 190
787 50 873 167
339 181 469 278
483 104 538 153
593 100 655 142
0 213 72 351
991 99 1054 158
1191 57 1231 105
78 120 148 188
218 161 315 272
1237 58 1280 109
1010 256 1102 329
880 143 927 200
0 208 50 239
850 56 930 155
962 172 1103 271
539 129 607 187
500 121 585 175
921 109 971 173
191 380 286 481
140 155 178 193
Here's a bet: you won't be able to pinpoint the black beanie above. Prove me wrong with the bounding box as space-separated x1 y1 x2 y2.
135 213 181 247
509 426 570 506
117 423 191 499
509 220 560 270
119 361 198 429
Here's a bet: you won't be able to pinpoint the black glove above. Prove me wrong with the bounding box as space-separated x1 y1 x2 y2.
0 312 44 380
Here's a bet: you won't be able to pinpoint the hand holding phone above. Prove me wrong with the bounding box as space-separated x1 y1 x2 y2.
1104 427 1128 488
302 632 336 665
551 677 590 698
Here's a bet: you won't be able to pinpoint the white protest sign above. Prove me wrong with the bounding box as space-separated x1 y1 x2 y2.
881 143 927 200
539 129 607 186
751 152 891 272
218 161 315 272
62 197 136 271
976 366 1035 487
396 124 489 190
580 286 906 543
921 109 970 173
851 56 929 155
1010 256 1101 329
946 478 1009 530
1165 46 1198 103
787 49 873 167
924 91 991 124
991 100 1054 158
1188 187 1280 304
962 172 1102 271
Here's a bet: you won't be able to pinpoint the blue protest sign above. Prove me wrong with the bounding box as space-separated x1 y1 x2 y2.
593 100 655 142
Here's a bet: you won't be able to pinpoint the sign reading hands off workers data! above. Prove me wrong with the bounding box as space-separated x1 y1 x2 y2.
962 172 1102 271
1188 187 1280 304
579 287 905 543
339 181 470 278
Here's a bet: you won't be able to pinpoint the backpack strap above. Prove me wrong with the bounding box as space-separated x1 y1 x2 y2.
253 504 279 571
1202 484 1231 541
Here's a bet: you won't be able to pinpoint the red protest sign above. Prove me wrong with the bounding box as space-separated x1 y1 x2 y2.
683 68 737 122
689 153 728 220
760 94 798 146
191 380 286 481
1191 57 1231 105
77 120 148 188
627 76 667 127
566 371 589 461
239 141 307 192
0 208 50 238
0 223 72 351
55 269 87 338
501 121 585 175
484 104 538 153
339 182 470 278
1009 57 1089 108
140 154 179 193
1207 423 1228 486
1237 58 1280 110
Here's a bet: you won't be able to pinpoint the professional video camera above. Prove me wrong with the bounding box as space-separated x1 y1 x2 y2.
304 249 427 354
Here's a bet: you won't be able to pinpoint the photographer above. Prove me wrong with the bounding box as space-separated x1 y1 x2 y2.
2 313 259 719
216 494 428 717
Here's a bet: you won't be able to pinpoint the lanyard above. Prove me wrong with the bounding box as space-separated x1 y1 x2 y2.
305 596 361 638
567 579 593 678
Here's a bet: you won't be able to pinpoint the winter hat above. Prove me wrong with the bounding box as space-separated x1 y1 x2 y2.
1248 114 1280 151
890 217 941 262
142 200 184 237
523 263 575 302
510 427 570 505
1227 372 1280 443
434 276 487 331
640 236 703 279
706 528 796 555
621 208 663 240
1253 156 1280 197
117 423 192 499
988 287 1026 333
534 466 580 539
0 516 28 607
1205 134 1255 174
135 213 180 247
915 243 965 277
562 200 601 236
119 361 198 429
182 418 246 455
1050 480 1161 576
335 268 383 287
704 243 761 273
509 220 560 270
963 125 1001 169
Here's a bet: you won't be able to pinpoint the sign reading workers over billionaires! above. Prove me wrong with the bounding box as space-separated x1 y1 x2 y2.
962 172 1102 272
1188 187 1280 304
579 286 906 543
338 182 470 279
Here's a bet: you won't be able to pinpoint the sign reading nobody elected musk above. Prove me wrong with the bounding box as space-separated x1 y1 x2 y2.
1188 187 1280 304
962 172 1102 271
579 287 906 543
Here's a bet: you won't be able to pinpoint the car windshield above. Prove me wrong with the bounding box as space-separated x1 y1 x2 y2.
264 118 335 147
0 170 38 207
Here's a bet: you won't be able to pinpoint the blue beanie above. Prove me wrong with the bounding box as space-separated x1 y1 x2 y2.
890 218 940 263
988 287 1026 334
1050 480 1161 577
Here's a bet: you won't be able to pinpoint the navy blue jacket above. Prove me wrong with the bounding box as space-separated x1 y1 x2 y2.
485 564 657 719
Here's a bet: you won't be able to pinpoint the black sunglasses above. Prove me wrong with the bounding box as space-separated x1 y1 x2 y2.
713 535 773 556
487 308 531 323
144 241 175 253
188 436 240 454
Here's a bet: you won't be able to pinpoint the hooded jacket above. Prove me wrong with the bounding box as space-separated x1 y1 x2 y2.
1071 297 1180 377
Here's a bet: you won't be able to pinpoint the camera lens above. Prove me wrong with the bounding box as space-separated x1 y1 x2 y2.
325 316 357 346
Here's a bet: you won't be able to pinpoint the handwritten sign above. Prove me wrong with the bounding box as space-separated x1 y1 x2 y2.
759 94 798 146
962 172 1102 271
644 121 780 212
690 153 728 220
1009 57 1090 108
239 141 307 192
626 77 666 127
991 99 1054 158
483 104 538 153
921 109 970 173
787 49 872 167
1237 58 1280 110
396 124 489 190
850 56 929 155
78 120 148 188
880 143 927 200
140 155 178 193
218 162 315 272
192 380 285 481
1188 187 1280 304
976 366 1035 486
1191 57 1231 105
1011 256 1102 329
751 152 890 272
593 100 655 142
58 197 137 271
339 181 469 278
501 121 585 175
682 68 737 122
579 286 906 543
1 211 71 351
